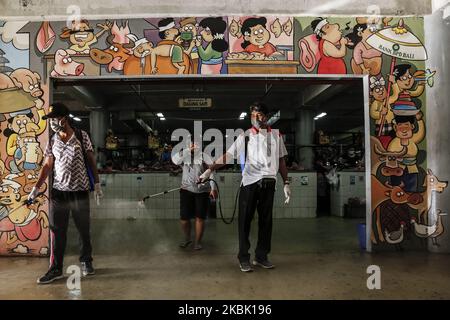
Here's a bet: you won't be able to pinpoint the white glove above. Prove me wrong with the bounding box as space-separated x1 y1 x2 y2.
94 183 103 205
27 186 39 204
198 169 212 183
284 184 291 205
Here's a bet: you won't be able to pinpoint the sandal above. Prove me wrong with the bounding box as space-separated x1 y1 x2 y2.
179 240 192 248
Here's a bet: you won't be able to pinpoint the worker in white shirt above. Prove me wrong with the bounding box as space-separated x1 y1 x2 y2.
172 142 217 250
199 102 291 272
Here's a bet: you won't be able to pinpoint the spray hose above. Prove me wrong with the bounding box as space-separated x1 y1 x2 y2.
138 179 238 225
202 178 238 225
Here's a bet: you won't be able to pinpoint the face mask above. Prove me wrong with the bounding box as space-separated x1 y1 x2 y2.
251 117 266 129
50 118 64 133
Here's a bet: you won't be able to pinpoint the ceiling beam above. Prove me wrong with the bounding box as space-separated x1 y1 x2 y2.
0 0 432 21
301 84 349 107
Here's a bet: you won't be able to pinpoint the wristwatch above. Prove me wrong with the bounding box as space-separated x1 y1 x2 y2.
284 180 290 185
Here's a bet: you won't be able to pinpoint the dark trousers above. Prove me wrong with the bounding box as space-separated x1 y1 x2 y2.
49 188 93 270
238 179 276 263
390 168 419 192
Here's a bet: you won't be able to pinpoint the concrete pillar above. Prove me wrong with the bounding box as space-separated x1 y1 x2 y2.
425 6 450 252
295 109 315 170
89 110 108 165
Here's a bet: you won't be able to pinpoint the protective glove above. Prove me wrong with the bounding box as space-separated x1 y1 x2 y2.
209 189 218 200
284 184 291 205
198 168 212 183
27 186 39 204
94 183 103 205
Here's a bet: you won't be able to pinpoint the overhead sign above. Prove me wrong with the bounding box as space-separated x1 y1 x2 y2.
178 98 212 108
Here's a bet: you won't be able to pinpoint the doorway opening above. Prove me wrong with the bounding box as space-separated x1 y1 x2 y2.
51 74 372 252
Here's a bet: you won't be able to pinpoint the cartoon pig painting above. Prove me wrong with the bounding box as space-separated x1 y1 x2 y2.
50 49 85 77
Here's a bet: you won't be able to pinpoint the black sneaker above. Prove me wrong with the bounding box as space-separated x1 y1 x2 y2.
252 259 275 269
239 261 254 272
81 261 95 276
37 268 63 284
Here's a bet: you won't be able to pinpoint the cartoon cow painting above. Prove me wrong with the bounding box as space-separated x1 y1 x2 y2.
370 136 407 176
89 21 134 72
371 175 424 244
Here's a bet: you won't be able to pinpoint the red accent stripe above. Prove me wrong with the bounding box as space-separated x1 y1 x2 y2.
394 101 415 106
49 230 54 268
250 126 272 133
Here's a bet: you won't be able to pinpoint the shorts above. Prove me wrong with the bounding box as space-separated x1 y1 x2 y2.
180 189 210 220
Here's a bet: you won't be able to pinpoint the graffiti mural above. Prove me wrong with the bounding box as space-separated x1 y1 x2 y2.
1 20 50 256
0 16 447 255
227 16 297 74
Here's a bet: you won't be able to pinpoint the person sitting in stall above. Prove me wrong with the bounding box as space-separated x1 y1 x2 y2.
160 144 172 164
240 17 283 59
102 159 114 173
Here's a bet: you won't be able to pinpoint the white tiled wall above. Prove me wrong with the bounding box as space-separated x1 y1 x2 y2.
91 172 317 219
329 172 366 217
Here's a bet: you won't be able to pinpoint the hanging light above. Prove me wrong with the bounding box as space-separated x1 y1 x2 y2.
314 112 327 120
69 114 82 122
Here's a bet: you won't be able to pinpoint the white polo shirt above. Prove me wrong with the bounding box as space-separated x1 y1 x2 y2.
227 127 288 187
172 149 216 193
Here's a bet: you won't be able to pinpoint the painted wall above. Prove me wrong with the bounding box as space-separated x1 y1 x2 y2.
425 9 450 253
0 15 446 255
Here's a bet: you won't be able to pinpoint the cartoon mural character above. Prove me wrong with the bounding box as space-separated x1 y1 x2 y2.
0 176 48 245
369 76 395 148
195 17 228 74
240 17 282 58
60 19 112 54
389 64 426 115
0 72 16 90
3 99 46 173
150 18 191 74
429 210 448 246
123 34 153 75
0 178 22 244
125 33 190 75
346 22 382 76
309 18 350 74
14 131 44 172
407 169 448 224
89 21 134 72
387 111 425 193
384 221 406 248
411 210 447 245
9 68 44 99
0 159 5 178
370 135 406 177
370 176 423 244
0 68 44 129
179 17 200 73
51 49 85 77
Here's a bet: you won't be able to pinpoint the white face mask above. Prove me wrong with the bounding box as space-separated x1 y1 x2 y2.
49 118 64 133
251 117 267 129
